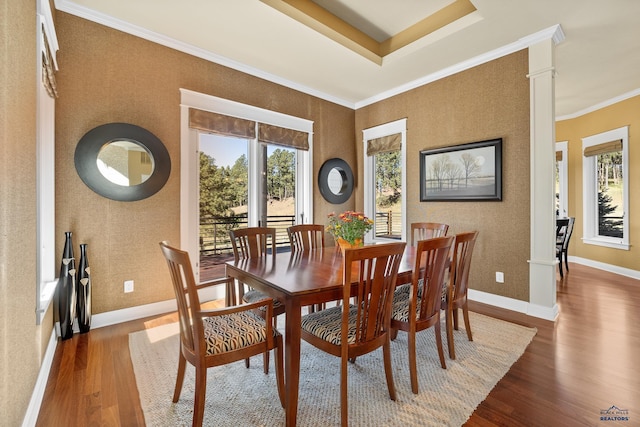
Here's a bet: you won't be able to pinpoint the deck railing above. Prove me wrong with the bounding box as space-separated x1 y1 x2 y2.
200 210 402 257
200 214 295 256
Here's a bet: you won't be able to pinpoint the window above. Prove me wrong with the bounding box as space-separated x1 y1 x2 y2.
363 119 407 243
582 126 629 249
555 141 568 218
36 0 59 324
180 90 313 282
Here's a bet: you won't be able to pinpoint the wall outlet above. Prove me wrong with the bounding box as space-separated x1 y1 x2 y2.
124 280 134 293
495 272 504 283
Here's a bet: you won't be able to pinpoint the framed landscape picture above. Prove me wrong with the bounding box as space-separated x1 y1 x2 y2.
420 138 502 201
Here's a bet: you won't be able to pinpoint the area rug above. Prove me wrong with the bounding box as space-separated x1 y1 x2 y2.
129 312 536 426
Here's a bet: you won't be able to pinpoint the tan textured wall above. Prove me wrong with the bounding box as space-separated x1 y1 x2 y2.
55 12 355 314
0 1 44 424
356 50 531 301
556 95 640 270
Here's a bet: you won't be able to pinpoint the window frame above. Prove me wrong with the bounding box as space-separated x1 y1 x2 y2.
36 0 59 324
180 89 313 280
581 126 629 250
362 119 407 244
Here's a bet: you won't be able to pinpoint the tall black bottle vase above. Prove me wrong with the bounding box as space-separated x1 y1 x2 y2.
76 243 92 333
56 231 77 340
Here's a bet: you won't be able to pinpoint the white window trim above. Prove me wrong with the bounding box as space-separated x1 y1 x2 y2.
581 126 629 250
180 89 313 279
362 119 407 244
36 0 59 324
556 141 568 218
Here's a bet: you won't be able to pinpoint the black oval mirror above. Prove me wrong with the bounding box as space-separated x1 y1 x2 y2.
75 123 170 201
318 158 354 204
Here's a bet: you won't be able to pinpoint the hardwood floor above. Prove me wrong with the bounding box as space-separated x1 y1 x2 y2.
36 263 640 426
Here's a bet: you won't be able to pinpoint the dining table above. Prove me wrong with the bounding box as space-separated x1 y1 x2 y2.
225 244 416 427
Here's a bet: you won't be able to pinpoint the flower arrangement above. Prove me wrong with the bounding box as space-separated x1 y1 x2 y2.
326 211 374 245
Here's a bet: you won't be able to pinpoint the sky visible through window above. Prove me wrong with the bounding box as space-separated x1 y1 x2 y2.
200 134 280 167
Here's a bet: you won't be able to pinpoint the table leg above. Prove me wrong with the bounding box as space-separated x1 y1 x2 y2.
284 299 302 427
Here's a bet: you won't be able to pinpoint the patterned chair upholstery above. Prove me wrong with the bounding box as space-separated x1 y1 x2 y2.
159 241 284 427
300 242 406 426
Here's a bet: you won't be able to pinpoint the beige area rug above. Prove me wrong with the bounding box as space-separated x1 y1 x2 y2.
129 312 536 426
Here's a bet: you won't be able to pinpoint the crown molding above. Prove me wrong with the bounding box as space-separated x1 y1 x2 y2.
556 88 640 121
55 6 616 117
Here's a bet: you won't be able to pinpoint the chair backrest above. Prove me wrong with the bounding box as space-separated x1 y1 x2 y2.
556 217 575 251
341 242 406 348
229 227 277 261
287 224 325 252
159 241 204 356
410 222 449 246
411 236 455 320
449 231 479 303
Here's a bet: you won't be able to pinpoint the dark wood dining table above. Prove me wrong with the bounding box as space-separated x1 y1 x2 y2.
225 245 415 427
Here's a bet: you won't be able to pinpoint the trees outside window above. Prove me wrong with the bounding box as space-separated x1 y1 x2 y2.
581 126 628 249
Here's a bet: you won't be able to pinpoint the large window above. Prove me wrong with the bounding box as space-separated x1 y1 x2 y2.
363 119 407 243
582 126 629 249
180 90 313 282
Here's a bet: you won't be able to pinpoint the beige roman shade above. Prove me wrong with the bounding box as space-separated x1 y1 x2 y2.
258 123 309 151
189 108 256 139
555 151 563 161
367 133 401 156
583 139 622 157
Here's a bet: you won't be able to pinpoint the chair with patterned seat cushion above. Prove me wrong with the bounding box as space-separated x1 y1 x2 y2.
441 231 478 360
159 241 284 427
228 227 286 373
391 235 454 394
300 242 406 426
410 222 449 246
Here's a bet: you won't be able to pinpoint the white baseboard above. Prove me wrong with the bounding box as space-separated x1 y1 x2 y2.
22 329 57 427
569 256 640 281
467 289 558 321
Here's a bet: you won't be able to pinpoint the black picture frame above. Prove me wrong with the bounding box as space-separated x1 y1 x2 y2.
420 138 502 201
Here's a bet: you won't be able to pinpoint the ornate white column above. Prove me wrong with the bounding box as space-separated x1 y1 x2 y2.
527 26 564 320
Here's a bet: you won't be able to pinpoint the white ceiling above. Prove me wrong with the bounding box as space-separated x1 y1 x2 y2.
54 0 640 119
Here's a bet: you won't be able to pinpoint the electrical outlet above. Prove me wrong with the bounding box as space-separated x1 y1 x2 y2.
495 272 504 283
124 280 134 293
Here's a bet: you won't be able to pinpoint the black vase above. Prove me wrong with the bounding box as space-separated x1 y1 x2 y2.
76 243 92 333
56 231 76 340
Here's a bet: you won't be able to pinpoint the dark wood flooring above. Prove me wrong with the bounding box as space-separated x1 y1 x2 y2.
36 263 640 426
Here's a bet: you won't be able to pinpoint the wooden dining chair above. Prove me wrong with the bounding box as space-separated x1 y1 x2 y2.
441 231 479 359
228 227 285 373
300 242 406 426
159 241 284 427
287 224 325 252
391 235 454 394
287 224 328 312
556 217 574 278
410 222 449 246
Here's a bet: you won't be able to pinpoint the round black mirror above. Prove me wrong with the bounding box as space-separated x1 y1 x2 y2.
75 123 170 201
318 158 354 204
